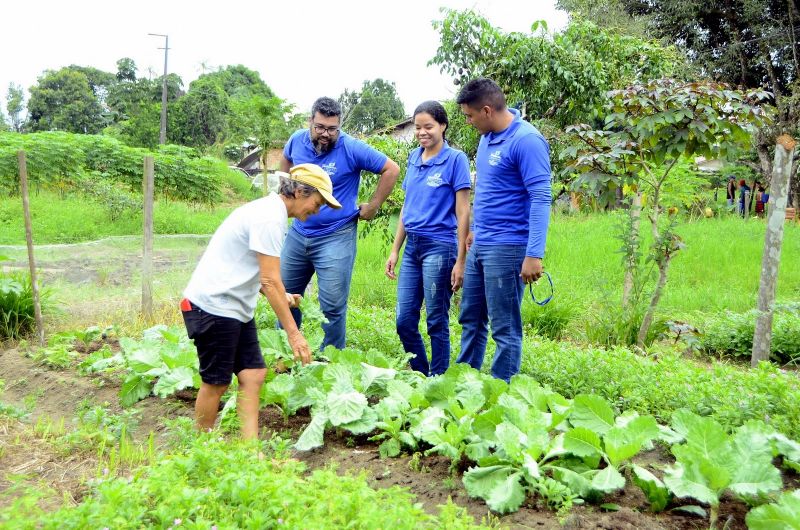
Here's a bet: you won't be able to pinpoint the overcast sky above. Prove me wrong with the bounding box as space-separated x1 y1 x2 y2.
1 0 568 117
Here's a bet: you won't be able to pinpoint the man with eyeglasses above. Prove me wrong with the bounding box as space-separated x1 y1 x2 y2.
279 96 400 350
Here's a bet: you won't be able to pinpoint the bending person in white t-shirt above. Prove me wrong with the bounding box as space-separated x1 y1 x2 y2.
181 163 341 439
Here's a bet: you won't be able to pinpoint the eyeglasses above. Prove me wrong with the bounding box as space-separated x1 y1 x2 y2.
312 124 340 135
527 271 554 306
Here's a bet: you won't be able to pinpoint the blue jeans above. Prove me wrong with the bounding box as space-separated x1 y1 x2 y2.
456 244 525 382
280 221 357 350
395 233 456 376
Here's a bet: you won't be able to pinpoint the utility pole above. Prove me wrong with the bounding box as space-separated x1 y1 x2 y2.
148 33 169 145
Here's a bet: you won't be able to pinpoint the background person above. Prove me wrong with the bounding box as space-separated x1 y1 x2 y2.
453 78 552 382
385 100 471 376
279 97 400 351
738 179 751 217
726 175 737 209
181 164 341 439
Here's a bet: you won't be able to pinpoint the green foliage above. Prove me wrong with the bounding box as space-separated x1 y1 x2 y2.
746 489 800 529
60 401 140 451
339 79 406 136
520 337 800 440
101 325 201 407
0 430 486 530
699 305 800 364
5 83 24 133
0 131 237 203
27 67 108 134
0 263 48 340
169 77 229 148
561 78 771 345
198 64 275 99
444 99 480 158
358 135 414 244
431 11 681 130
664 410 784 527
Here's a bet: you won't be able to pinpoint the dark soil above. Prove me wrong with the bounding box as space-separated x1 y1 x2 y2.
0 346 781 529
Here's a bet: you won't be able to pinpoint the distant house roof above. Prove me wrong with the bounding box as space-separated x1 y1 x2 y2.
372 116 413 136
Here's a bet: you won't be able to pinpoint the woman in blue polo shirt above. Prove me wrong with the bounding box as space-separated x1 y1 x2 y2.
385 101 471 376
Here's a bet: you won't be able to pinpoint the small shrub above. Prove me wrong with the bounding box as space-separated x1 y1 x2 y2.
699 305 800 364
0 264 48 340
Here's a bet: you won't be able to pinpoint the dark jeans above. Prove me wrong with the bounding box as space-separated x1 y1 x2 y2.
280 221 357 350
456 244 526 382
395 233 456 376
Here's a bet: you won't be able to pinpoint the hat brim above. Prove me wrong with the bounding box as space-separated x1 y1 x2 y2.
317 188 342 209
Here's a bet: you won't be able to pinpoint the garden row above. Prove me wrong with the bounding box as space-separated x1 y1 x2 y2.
29 319 800 527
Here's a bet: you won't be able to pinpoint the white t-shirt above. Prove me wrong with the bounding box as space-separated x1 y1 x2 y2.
184 194 288 322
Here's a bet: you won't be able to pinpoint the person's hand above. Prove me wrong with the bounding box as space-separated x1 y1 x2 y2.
520 257 543 284
358 202 379 221
385 251 399 280
287 330 312 365
451 260 465 291
466 232 474 252
285 293 302 308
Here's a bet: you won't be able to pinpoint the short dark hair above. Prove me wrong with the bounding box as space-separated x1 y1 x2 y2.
456 78 506 111
311 97 341 118
413 100 449 138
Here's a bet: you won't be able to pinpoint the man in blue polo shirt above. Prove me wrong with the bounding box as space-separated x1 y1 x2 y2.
454 78 551 382
280 97 400 350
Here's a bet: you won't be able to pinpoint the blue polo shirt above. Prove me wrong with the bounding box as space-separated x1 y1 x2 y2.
472 109 551 258
401 142 471 244
283 129 388 237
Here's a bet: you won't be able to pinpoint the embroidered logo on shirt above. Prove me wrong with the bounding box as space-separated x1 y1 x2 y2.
321 162 337 177
488 150 503 167
426 172 444 187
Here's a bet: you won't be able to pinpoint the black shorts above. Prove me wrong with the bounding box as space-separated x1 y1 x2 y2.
181 301 265 385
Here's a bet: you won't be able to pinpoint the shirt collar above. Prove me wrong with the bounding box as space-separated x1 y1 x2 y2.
411 141 452 167
486 108 522 145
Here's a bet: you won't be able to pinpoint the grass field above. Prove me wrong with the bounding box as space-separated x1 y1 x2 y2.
2 196 798 337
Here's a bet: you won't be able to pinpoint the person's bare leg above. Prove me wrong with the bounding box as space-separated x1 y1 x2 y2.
236 368 267 439
195 382 229 432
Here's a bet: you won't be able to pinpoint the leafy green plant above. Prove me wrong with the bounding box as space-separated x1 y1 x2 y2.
116 325 200 407
60 401 139 452
663 410 783 528
0 262 49 340
746 489 800 528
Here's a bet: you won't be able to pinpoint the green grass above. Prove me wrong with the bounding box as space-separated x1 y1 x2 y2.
0 191 237 244
351 212 800 323
3 198 798 336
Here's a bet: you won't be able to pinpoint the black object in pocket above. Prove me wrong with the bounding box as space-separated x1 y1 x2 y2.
182 302 216 339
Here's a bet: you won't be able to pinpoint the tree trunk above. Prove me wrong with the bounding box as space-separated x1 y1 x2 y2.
752 135 796 366
622 191 642 310
637 254 672 348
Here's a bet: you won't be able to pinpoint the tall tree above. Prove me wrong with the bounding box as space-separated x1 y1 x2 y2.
339 79 406 135
556 0 650 38
170 76 229 147
198 65 274 99
115 57 138 82
27 68 106 133
620 0 800 205
6 83 24 132
430 9 681 130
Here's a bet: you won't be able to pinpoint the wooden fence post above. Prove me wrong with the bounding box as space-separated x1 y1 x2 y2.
752 135 796 366
142 156 155 320
17 151 45 347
